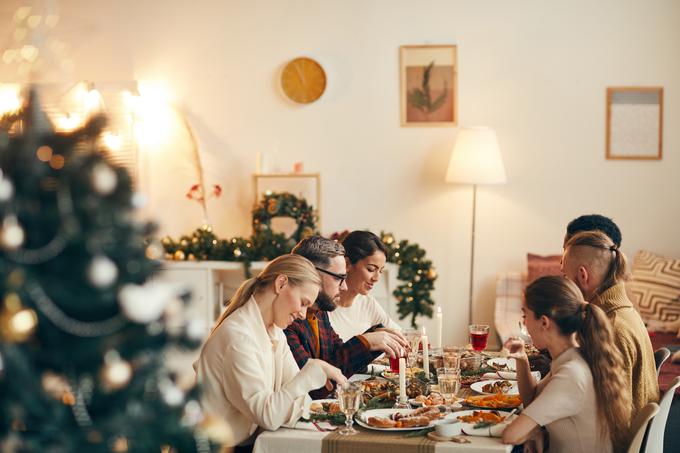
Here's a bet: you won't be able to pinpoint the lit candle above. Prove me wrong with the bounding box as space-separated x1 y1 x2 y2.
422 326 430 379
398 357 406 403
436 306 443 350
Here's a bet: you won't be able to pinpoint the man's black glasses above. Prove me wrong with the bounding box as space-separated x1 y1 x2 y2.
315 267 347 285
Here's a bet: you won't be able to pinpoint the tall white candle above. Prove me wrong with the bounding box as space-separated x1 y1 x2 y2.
398 357 406 403
436 306 443 350
422 335 430 379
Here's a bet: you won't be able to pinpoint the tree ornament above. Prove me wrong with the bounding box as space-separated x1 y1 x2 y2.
144 241 163 260
186 318 206 342
119 281 180 323
1 215 25 249
90 163 117 195
100 351 132 391
0 305 38 343
41 371 71 400
173 250 185 261
0 350 4 380
87 255 118 288
427 267 438 280
159 378 185 407
0 176 14 202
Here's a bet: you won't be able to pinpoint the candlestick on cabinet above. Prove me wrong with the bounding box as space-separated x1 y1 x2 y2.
436 306 443 350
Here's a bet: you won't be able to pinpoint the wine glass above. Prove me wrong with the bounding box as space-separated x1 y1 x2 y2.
436 367 460 413
468 324 490 352
336 382 363 435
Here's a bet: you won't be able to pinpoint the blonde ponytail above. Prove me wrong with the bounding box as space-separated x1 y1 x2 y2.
209 254 321 335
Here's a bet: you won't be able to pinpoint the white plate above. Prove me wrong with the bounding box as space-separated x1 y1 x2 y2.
408 397 463 409
470 379 519 396
355 408 436 431
309 399 338 414
497 370 542 382
487 357 517 371
450 410 511 437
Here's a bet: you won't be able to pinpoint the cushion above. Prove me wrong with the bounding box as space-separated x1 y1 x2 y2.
527 253 562 283
628 250 680 324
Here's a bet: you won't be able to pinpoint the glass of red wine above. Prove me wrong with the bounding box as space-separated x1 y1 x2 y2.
469 324 490 352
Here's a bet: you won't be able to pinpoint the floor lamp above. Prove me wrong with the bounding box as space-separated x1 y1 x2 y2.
445 127 506 324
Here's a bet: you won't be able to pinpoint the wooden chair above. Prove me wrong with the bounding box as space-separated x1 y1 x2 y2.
627 402 659 453
643 376 680 453
654 348 671 376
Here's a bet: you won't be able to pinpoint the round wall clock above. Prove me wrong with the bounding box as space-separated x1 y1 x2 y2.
280 57 327 104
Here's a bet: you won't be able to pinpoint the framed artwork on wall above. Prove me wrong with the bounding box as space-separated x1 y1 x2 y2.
606 87 663 160
400 45 457 127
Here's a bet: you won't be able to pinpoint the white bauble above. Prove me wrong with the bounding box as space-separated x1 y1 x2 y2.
91 163 117 195
119 281 185 323
1 216 24 249
87 255 118 288
0 178 14 202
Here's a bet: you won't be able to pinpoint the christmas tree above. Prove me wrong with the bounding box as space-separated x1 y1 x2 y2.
0 90 227 452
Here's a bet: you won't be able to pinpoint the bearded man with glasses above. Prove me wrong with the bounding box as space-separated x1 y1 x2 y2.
284 236 409 398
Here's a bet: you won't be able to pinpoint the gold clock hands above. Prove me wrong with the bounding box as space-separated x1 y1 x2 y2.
294 63 307 86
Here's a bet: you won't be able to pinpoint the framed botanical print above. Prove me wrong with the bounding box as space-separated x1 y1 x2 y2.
400 45 457 127
606 87 663 160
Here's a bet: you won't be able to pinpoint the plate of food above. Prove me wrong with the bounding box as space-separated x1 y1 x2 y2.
309 399 341 415
463 393 522 410
380 367 423 380
487 358 517 372
470 379 519 396
359 377 397 405
453 410 513 437
356 406 444 431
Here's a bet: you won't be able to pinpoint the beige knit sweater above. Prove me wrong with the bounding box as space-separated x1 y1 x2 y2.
594 283 660 418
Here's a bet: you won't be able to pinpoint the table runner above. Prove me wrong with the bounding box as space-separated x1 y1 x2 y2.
321 425 435 453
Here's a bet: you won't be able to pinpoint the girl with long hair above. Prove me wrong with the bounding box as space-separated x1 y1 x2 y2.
329 230 402 341
195 254 346 448
502 276 631 452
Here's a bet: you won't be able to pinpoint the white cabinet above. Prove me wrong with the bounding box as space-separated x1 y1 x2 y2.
160 260 402 339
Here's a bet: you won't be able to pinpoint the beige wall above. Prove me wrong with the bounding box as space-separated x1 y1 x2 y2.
2 0 679 346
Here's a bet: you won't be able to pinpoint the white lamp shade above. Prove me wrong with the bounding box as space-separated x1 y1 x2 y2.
446 127 506 185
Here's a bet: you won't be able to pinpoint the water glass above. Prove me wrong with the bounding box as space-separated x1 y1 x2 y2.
336 382 363 435
436 367 460 413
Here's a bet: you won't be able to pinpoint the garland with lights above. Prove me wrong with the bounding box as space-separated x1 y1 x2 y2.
163 201 437 327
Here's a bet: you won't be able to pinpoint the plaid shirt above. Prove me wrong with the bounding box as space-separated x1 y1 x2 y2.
284 309 380 399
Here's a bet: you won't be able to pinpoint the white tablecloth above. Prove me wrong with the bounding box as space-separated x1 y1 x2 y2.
253 427 512 453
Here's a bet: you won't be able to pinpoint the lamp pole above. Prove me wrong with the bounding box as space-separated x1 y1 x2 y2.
468 184 477 324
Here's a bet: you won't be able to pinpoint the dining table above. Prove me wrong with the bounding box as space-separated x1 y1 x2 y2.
253 357 515 453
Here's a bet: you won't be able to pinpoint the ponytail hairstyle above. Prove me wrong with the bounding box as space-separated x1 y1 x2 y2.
341 230 388 264
209 254 321 334
525 276 632 449
564 230 629 300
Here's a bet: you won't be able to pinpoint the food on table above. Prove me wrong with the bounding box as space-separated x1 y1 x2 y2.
414 392 445 406
365 406 442 429
464 394 522 409
381 367 423 380
481 380 513 394
457 410 506 425
460 374 483 386
310 401 341 414
360 377 397 404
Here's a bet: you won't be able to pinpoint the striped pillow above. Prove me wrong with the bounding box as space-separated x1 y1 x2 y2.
628 250 680 323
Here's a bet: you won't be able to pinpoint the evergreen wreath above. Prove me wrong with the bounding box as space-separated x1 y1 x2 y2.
251 192 317 244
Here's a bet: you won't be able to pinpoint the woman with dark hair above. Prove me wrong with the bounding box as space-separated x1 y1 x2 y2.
502 276 631 452
329 230 402 342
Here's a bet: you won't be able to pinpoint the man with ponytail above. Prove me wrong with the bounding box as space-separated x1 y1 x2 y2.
562 230 659 419
503 276 631 452
285 236 409 398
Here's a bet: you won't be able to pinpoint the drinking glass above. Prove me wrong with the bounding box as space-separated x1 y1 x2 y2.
468 324 490 352
336 382 363 435
389 352 406 373
405 331 421 368
436 367 460 413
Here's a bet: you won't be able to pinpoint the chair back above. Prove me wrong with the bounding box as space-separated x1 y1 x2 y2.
643 376 680 453
627 402 659 453
654 348 671 376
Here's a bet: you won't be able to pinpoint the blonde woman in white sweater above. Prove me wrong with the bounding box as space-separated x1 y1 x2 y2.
195 254 346 449
330 231 402 342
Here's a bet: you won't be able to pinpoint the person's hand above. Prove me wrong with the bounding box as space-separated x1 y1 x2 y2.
504 337 529 363
373 327 407 344
362 331 409 358
312 359 347 387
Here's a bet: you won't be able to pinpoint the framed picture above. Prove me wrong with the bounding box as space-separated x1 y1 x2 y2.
606 87 663 160
252 172 321 233
400 45 457 127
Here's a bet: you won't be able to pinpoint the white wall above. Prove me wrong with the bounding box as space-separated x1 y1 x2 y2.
2 0 679 346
